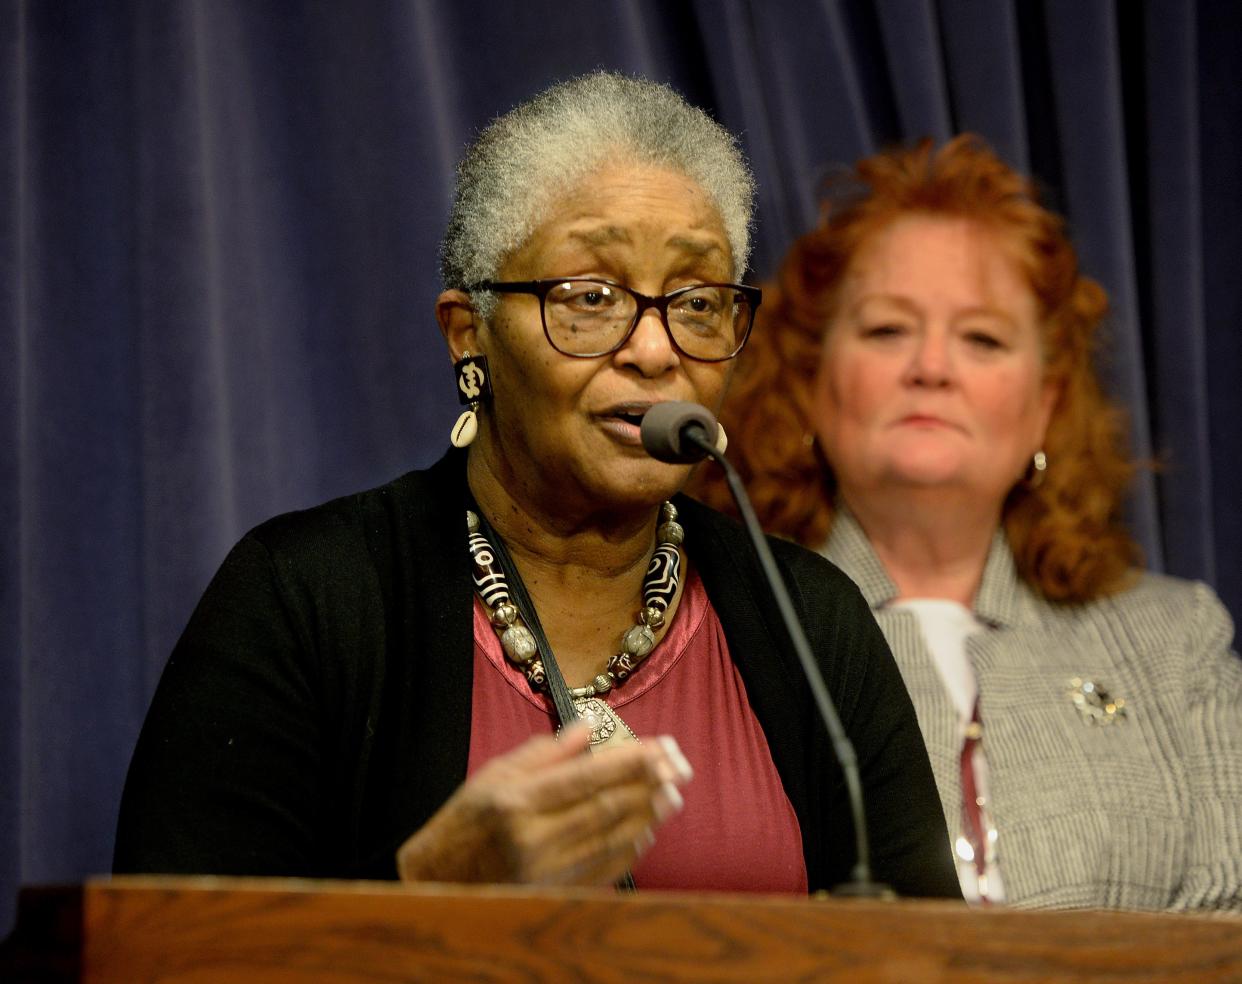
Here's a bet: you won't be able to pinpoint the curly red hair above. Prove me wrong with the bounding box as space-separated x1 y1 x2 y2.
694 135 1139 602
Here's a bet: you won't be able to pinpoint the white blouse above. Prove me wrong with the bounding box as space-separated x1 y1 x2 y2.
890 598 1006 903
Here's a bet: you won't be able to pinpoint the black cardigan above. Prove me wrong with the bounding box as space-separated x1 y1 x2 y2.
114 449 959 898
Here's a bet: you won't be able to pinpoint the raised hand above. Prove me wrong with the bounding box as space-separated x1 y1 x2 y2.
396 724 693 887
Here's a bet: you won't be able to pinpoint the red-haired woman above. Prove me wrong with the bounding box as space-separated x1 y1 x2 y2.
695 136 1242 911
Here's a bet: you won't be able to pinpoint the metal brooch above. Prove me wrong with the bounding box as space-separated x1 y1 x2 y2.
1067 677 1128 725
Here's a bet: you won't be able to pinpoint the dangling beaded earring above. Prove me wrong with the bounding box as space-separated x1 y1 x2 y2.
450 351 492 448
1028 449 1048 489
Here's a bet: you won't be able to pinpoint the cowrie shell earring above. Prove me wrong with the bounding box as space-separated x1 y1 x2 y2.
451 408 478 448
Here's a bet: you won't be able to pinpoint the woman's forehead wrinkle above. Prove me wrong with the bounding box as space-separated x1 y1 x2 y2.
568 226 633 248
667 235 724 259
563 228 724 258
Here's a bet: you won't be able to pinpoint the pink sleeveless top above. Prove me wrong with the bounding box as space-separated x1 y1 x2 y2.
467 567 807 893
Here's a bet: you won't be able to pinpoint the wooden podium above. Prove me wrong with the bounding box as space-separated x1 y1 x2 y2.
4 876 1242 982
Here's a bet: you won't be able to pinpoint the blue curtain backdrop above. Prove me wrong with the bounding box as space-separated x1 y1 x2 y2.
2 0 1239 933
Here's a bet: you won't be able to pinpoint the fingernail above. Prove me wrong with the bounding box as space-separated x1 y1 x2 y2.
658 735 693 782
643 751 675 784
653 781 684 822
634 827 657 856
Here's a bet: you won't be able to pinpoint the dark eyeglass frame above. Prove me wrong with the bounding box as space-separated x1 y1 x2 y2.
469 278 761 362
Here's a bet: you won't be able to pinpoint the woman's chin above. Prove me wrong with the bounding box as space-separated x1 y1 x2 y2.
550 456 689 517
601 459 690 506
881 461 972 491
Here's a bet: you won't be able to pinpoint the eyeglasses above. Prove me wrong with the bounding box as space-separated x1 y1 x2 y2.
469 278 761 362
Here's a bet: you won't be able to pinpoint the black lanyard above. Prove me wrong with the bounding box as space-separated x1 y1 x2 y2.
467 499 638 892
468 501 579 728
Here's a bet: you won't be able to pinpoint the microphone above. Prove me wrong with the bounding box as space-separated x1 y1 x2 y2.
640 401 719 464
642 401 892 898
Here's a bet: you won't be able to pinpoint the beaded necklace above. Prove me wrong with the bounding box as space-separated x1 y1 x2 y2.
466 502 684 747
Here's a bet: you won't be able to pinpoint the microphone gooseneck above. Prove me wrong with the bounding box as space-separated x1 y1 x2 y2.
642 401 892 898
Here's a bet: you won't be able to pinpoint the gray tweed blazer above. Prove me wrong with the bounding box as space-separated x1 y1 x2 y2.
822 513 1242 912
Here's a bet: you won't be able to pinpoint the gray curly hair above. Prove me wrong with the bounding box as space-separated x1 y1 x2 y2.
440 72 755 314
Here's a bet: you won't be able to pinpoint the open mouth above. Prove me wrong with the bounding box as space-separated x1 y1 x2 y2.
601 401 654 425
614 409 646 428
597 403 655 444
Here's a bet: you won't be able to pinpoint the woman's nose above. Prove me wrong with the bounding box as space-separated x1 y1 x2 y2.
904 331 953 387
617 307 680 376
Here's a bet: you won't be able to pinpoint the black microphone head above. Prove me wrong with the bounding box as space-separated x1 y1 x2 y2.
641 401 719 464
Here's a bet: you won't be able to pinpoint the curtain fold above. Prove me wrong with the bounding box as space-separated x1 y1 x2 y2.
8 1 149 907
938 0 1027 168
3 0 1238 935
1143 0 1212 581
875 0 954 141
1044 0 1163 561
0 0 24 933
1197 0 1242 615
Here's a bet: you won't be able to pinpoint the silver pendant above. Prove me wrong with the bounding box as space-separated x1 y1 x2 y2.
574 697 638 749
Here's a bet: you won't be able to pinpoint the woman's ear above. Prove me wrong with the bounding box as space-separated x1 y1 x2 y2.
436 289 480 362
1036 376 1062 447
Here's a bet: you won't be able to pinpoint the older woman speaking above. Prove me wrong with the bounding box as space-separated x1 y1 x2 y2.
698 136 1242 911
114 74 958 897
